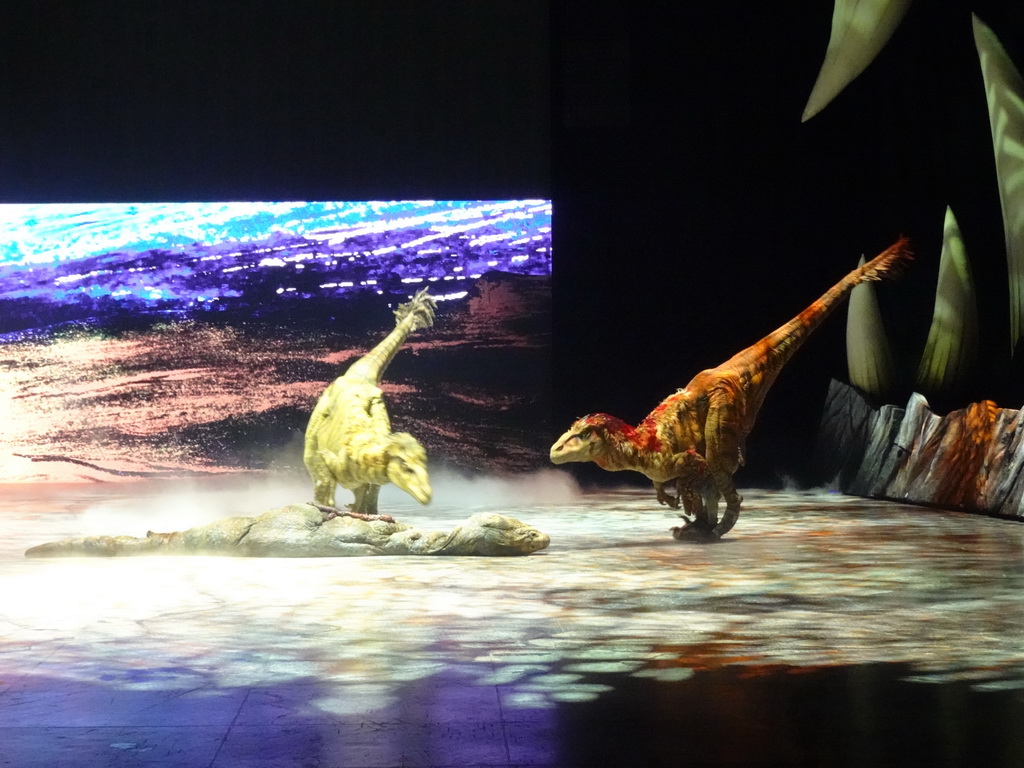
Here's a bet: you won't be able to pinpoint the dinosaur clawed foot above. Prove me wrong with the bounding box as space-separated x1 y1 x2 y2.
670 516 720 543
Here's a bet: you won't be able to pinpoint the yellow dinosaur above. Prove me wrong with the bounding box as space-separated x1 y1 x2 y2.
304 288 436 514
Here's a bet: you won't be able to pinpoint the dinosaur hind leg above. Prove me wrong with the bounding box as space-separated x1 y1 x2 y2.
306 452 337 506
304 407 338 506
670 483 719 540
710 472 742 538
704 391 744 538
351 484 381 515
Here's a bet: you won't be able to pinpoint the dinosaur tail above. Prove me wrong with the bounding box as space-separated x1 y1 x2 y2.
726 237 913 383
855 236 913 283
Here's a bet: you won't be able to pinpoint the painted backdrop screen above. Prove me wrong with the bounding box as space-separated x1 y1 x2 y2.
0 201 552 483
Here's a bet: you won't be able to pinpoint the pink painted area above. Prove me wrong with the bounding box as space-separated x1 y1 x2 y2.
0 328 333 482
320 350 363 366
380 383 417 395
1 275 552 482
448 391 523 408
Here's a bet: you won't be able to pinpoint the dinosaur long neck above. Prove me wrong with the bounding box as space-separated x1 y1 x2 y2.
346 314 420 384
592 417 668 476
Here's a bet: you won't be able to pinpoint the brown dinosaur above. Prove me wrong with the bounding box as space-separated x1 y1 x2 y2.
304 288 436 514
550 238 912 539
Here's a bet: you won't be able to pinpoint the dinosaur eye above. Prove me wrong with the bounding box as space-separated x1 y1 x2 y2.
578 428 592 439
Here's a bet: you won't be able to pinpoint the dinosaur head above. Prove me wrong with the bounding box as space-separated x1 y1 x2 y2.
549 413 627 464
437 514 551 556
386 432 432 505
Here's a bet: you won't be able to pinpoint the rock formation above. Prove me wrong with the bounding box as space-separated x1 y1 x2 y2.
816 378 1024 518
25 504 551 558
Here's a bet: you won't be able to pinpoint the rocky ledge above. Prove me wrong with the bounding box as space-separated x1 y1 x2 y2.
25 504 551 558
816 379 1024 518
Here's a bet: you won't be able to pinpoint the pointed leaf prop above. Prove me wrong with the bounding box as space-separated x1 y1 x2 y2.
915 207 979 398
847 255 896 398
803 0 913 122
973 15 1024 355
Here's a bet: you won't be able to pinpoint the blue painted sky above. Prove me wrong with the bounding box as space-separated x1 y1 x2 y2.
0 200 551 312
0 201 551 266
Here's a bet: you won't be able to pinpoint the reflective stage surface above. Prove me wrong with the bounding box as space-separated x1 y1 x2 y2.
2 479 1024 767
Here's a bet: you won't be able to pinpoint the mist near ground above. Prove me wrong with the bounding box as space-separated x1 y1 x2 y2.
71 468 584 538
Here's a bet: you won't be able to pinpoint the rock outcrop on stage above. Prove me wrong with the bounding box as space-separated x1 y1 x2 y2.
817 379 1024 518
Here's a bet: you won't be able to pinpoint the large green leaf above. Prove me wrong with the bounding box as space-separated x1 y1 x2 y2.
974 15 1024 355
915 207 979 398
803 0 913 122
847 255 896 398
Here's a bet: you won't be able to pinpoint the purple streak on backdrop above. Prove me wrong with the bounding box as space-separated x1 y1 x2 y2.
0 200 551 331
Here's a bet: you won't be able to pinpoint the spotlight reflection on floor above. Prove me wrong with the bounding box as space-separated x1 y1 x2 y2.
2 479 1024 766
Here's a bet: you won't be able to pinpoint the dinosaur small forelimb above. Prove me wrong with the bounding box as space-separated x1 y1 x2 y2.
312 503 396 524
675 449 711 481
656 450 711 509
654 481 680 509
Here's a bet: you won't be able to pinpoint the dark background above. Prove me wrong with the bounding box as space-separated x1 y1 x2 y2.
2 0 1023 488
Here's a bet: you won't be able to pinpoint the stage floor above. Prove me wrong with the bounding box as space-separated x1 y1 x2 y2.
2 477 1024 767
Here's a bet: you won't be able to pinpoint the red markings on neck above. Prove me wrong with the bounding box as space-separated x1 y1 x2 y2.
584 413 663 454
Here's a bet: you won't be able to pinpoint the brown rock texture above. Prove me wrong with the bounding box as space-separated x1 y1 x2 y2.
816 379 1024 518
